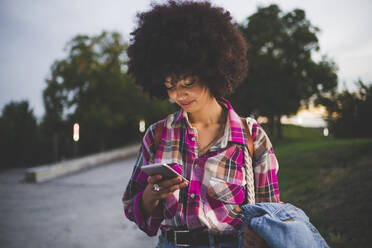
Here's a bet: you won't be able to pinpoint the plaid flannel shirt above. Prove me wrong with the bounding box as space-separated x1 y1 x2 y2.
122 99 280 236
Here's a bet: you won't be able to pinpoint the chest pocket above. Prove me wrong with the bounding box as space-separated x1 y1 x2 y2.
207 177 245 204
204 145 245 184
203 145 246 205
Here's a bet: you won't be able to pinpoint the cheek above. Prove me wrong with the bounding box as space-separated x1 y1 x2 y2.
189 86 203 96
195 87 210 101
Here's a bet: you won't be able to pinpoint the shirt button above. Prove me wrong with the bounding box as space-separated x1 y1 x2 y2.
190 193 196 199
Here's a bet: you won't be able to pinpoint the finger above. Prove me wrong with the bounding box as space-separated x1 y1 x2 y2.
147 174 163 184
158 181 189 199
164 181 188 193
158 178 188 193
159 176 184 188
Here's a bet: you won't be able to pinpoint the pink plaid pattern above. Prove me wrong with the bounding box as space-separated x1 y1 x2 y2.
122 99 280 236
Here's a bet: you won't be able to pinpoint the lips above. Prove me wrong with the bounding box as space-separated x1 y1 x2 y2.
179 101 194 108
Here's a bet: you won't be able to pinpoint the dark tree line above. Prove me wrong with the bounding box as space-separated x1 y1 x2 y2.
0 101 40 168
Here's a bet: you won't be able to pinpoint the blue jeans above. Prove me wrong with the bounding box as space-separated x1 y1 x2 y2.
240 203 329 248
156 232 239 248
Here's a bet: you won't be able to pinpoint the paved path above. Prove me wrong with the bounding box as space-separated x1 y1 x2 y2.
0 157 158 248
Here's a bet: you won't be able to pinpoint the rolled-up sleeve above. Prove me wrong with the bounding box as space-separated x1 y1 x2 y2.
122 123 165 236
251 121 280 203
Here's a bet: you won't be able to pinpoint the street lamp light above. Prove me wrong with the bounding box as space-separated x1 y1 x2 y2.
139 120 146 133
73 123 79 157
73 123 80 142
323 127 329 137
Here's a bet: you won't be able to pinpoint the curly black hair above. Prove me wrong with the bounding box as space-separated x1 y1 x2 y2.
127 0 248 98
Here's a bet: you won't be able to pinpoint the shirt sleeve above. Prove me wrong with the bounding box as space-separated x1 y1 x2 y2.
122 122 165 236
248 118 280 203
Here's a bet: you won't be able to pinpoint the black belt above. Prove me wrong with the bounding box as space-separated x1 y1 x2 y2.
162 229 237 247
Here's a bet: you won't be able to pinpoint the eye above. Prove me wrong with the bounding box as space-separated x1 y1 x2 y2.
183 80 195 87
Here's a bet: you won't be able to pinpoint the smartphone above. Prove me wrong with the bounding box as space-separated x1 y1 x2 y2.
141 163 189 182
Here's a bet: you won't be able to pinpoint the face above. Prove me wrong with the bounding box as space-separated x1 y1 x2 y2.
164 76 213 113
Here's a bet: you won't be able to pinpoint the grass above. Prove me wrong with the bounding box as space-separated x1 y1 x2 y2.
272 125 372 248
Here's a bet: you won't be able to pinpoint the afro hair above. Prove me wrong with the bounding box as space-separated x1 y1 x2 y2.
127 0 248 98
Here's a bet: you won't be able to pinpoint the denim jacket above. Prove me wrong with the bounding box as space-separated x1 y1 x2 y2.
239 203 329 248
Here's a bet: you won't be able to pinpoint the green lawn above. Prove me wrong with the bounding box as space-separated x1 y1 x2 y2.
273 125 372 247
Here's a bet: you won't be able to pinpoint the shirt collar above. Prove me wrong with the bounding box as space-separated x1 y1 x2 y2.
171 98 247 146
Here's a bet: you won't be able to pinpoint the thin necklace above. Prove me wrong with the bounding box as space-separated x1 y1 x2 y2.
198 107 227 156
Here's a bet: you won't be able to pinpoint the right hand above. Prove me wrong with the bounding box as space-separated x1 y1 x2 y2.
142 174 188 216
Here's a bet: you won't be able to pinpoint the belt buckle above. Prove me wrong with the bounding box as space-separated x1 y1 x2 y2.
174 230 190 247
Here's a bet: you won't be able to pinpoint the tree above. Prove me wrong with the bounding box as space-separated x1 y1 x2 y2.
0 100 40 168
317 80 372 138
232 5 338 139
42 31 175 158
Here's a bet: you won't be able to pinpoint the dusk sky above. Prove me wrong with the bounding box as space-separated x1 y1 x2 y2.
1 0 371 119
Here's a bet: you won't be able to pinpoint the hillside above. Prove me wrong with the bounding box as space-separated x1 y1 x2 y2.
274 125 372 247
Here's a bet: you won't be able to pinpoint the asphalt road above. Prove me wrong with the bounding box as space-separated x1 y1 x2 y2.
0 157 159 248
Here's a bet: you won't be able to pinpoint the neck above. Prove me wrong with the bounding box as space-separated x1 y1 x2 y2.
188 97 224 126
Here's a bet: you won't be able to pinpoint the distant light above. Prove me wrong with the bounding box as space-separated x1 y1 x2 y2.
257 116 268 124
297 117 303 125
139 120 146 133
73 123 80 142
323 127 329 137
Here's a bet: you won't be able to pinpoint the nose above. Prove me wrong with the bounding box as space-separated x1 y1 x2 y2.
171 86 187 101
176 88 187 99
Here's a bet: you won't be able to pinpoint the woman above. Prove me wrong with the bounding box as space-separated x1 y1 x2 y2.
122 1 280 247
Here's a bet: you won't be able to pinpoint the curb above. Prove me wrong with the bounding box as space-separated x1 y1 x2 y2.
24 144 140 183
